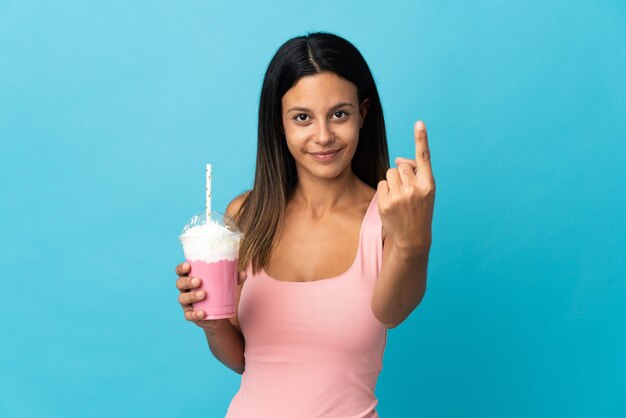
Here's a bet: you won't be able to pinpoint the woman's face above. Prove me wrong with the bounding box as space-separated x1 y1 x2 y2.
281 72 368 181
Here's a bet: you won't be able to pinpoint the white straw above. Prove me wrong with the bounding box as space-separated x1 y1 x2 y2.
206 163 212 221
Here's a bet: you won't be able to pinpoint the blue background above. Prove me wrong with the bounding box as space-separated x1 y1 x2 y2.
1 1 625 417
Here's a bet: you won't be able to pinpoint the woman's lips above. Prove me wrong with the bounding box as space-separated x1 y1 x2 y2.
309 149 341 162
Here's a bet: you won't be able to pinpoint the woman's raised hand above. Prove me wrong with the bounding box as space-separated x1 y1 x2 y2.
175 262 247 332
377 120 436 255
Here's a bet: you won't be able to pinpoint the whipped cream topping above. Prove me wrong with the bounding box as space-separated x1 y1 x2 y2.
179 221 241 262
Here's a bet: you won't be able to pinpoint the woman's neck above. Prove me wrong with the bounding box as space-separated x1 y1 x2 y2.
289 168 365 213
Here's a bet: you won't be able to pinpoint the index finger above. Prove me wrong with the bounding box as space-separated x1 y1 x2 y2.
175 262 190 276
414 120 434 177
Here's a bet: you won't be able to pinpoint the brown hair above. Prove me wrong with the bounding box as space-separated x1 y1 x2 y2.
234 32 389 273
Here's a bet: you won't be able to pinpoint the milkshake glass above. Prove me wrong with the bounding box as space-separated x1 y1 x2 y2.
179 211 242 319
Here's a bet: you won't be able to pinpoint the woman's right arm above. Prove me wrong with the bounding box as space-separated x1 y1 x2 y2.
175 191 250 374
176 265 246 374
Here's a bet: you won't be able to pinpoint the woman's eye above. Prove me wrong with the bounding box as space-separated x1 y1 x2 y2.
295 114 309 122
332 111 348 119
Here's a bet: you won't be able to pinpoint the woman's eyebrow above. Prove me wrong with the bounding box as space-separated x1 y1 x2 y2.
331 102 355 110
286 106 311 113
286 102 355 113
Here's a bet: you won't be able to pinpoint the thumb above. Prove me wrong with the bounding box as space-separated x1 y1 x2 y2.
394 157 417 169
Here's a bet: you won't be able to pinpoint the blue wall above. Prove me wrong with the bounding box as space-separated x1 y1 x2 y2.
1 1 625 417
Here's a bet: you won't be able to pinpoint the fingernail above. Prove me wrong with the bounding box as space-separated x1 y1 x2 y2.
183 262 190 269
192 278 200 286
197 311 205 319
197 291 205 299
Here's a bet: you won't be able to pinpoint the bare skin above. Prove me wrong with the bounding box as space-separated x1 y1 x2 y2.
267 177 374 282
373 120 435 327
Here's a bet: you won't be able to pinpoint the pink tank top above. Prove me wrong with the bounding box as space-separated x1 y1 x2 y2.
226 193 388 418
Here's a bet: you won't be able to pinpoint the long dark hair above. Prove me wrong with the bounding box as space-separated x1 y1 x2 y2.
235 32 390 272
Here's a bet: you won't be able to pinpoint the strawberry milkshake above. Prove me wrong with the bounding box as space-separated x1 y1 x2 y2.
179 212 242 319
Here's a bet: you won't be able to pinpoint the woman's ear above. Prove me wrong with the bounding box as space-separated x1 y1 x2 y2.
359 98 370 128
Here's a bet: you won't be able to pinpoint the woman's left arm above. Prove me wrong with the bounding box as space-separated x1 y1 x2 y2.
371 121 436 328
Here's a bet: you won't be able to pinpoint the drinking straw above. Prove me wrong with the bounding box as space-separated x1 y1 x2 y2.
206 163 212 221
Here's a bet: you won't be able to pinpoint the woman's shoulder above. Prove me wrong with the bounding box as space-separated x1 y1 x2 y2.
226 190 252 219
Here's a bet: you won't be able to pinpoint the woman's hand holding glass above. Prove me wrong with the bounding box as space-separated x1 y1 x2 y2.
175 262 247 333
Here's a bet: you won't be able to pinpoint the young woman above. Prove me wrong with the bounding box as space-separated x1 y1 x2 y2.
175 32 435 417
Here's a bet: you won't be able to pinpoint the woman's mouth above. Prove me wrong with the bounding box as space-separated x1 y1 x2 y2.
309 149 341 162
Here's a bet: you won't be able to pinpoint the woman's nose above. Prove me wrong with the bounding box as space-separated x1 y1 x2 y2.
315 121 335 145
